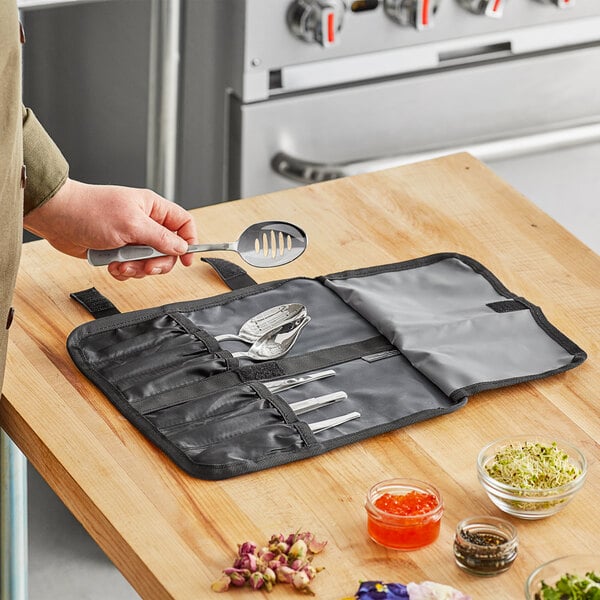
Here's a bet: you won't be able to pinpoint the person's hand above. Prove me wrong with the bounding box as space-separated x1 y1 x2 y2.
23 178 198 280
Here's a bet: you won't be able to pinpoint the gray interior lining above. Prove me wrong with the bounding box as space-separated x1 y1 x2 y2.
324 257 577 396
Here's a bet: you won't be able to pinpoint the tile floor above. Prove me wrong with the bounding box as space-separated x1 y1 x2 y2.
27 144 598 599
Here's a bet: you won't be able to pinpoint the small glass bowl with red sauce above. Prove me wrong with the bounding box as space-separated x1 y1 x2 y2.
365 478 444 550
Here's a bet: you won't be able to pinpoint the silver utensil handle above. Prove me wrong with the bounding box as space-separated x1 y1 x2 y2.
265 369 336 393
214 333 245 342
87 246 166 266
87 243 226 266
309 411 361 434
289 391 347 416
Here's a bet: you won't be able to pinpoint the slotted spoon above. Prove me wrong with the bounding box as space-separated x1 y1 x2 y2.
87 221 307 268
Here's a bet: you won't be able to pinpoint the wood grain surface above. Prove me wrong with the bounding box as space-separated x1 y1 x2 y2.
2 153 599 599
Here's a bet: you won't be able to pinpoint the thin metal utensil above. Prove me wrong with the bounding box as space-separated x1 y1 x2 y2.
232 315 311 361
264 369 336 393
289 391 347 415
215 303 307 343
309 411 361 434
87 221 307 268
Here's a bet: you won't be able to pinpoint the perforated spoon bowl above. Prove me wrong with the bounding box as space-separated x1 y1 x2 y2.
87 221 307 268
232 315 311 361
215 303 306 343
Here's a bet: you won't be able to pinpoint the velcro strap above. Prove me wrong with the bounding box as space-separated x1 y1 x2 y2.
486 299 528 313
201 257 256 290
278 336 395 376
70 287 120 319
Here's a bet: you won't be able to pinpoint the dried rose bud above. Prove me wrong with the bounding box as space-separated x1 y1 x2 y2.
302 564 318 580
249 572 264 591
238 541 257 556
268 556 287 571
268 534 284 547
235 552 257 572
257 550 275 564
263 567 276 584
291 569 312 593
223 567 251 587
288 539 308 561
223 567 249 577
210 575 231 593
211 532 327 595
229 571 247 587
277 565 295 584
277 541 290 554
290 558 306 571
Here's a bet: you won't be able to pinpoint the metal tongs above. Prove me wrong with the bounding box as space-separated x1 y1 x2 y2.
265 370 336 393
289 391 347 415
309 412 361 434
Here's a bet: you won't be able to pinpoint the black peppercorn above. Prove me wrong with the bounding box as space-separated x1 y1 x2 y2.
453 516 518 577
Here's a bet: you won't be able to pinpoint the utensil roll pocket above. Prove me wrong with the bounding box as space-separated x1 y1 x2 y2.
147 385 274 431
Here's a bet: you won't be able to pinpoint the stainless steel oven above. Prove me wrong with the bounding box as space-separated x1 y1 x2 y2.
177 0 600 209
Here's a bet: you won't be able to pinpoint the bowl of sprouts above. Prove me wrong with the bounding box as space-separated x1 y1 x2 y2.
477 436 586 519
525 554 600 599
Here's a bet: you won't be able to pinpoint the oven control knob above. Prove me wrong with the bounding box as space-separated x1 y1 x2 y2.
287 0 346 47
458 0 505 17
384 0 442 30
534 0 574 7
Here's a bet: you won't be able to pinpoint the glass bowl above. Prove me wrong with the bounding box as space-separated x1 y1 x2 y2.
453 515 518 576
477 436 587 519
365 478 443 550
525 554 600 599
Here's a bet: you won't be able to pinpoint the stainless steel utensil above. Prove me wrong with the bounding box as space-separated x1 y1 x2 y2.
309 411 361 434
87 221 307 268
231 315 311 361
215 303 306 343
289 391 347 415
264 369 336 393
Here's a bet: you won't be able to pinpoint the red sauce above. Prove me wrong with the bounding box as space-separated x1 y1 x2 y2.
367 491 442 550
374 491 439 516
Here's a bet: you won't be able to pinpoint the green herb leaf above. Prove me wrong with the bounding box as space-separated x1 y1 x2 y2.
537 572 600 600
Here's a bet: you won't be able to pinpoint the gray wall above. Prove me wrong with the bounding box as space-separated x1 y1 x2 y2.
22 0 151 188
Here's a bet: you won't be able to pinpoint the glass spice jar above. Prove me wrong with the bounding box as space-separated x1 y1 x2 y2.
365 478 444 550
453 516 518 576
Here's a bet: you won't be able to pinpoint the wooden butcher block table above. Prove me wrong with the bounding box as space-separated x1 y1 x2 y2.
2 153 599 599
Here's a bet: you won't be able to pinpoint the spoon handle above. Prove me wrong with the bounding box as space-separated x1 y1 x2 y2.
214 333 247 342
87 243 234 266
87 246 165 266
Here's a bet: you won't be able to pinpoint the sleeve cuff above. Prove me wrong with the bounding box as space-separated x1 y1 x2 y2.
22 106 69 215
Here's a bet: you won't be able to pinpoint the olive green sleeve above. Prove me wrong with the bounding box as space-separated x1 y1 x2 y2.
22 106 69 215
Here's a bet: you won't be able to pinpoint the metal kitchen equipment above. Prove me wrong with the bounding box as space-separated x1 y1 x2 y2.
309 411 362 434
289 390 348 415
87 221 308 268
176 0 600 206
231 315 312 361
264 369 337 393
215 303 307 342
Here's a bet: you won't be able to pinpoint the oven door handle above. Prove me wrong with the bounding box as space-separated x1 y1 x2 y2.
271 121 600 185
